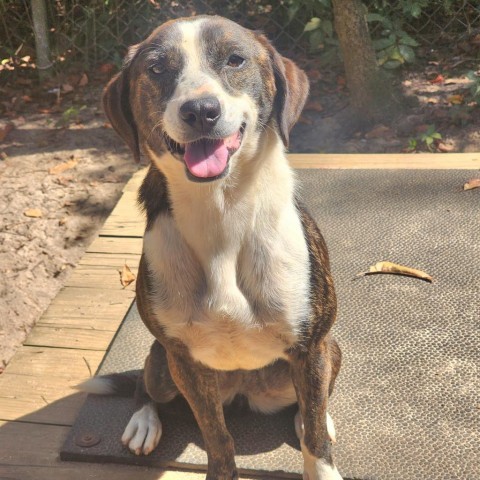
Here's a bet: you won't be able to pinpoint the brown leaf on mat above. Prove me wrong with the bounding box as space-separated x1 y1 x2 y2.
49 158 78 175
24 208 43 218
358 261 433 283
463 178 480 191
119 263 136 288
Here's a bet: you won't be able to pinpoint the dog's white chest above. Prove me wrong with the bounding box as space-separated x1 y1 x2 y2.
143 197 310 371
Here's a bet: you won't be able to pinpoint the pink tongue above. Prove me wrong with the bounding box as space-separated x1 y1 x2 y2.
184 138 229 178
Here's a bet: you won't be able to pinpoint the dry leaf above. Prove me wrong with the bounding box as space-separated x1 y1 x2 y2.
437 141 454 152
62 83 74 93
358 261 433 282
99 63 115 75
49 158 78 175
298 115 313 125
24 208 43 218
429 74 445 84
119 263 136 288
307 69 322 82
365 124 393 139
78 73 88 87
305 101 323 112
463 178 480 191
447 94 464 105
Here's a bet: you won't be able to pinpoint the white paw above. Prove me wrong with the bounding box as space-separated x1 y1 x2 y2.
121 403 162 455
301 441 343 480
294 411 336 443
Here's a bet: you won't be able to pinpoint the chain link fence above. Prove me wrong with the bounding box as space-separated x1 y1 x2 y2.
1 0 479 70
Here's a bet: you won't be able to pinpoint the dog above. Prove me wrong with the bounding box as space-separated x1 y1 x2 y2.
78 15 342 480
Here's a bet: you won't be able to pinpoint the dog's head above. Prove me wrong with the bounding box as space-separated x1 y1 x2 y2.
104 15 309 182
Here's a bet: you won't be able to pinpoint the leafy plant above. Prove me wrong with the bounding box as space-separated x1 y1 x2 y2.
304 15 336 52
407 124 442 151
367 13 419 69
55 105 86 127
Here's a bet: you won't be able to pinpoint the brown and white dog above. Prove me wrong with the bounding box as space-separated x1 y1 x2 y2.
79 15 342 480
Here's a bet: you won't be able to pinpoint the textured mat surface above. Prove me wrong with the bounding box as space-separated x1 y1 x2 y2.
61 170 480 479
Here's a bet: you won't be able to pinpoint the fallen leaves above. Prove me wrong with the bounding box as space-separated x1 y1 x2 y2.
119 263 136 288
24 208 43 218
305 100 324 112
49 156 78 175
358 261 433 283
436 141 454 152
447 94 464 105
365 124 394 139
429 74 445 84
463 178 480 191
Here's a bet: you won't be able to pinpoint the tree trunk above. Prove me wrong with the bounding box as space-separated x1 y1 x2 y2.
31 0 53 80
332 0 391 125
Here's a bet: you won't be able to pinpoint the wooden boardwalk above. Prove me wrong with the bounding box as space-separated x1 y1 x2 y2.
1 154 479 480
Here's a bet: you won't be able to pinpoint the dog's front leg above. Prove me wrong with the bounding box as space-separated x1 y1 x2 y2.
166 349 238 480
290 338 343 480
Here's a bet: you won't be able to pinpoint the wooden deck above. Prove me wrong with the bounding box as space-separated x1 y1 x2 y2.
1 153 479 480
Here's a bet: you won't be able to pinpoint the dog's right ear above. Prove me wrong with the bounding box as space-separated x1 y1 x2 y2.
103 44 141 162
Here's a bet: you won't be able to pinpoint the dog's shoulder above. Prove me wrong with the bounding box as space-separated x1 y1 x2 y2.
138 163 172 230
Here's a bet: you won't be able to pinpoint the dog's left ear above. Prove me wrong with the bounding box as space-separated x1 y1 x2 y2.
258 35 310 147
103 44 141 162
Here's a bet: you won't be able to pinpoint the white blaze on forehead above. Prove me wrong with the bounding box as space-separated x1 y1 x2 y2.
177 19 205 80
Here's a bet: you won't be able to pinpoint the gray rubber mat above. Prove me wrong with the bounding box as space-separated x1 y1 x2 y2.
61 170 480 479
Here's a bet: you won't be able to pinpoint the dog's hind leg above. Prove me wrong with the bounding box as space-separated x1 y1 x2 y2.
166 347 238 480
290 334 343 480
122 340 179 456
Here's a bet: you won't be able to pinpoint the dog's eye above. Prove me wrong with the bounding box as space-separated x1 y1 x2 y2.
149 64 164 75
226 54 245 68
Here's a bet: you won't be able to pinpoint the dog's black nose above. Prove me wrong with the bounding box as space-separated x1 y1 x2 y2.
180 97 221 132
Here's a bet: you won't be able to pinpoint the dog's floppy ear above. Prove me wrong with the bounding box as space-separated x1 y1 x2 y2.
258 36 309 147
103 45 141 162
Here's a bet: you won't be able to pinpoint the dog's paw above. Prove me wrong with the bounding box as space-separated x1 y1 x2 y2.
121 403 162 455
301 443 343 480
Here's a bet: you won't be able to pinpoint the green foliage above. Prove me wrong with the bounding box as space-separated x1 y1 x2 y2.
303 16 336 52
56 105 86 128
367 13 419 69
408 124 442 151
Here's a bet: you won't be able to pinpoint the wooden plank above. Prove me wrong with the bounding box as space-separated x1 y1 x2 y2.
100 187 145 237
39 287 134 330
24 325 115 351
78 252 140 267
288 153 480 169
46 286 136 305
86 235 143 255
0 421 278 480
0 374 87 424
5 346 104 379
65 271 137 290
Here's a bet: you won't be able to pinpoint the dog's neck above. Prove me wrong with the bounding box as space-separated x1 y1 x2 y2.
148 130 296 291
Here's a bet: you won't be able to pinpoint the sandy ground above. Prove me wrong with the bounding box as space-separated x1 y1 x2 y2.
0 87 139 370
1 56 479 371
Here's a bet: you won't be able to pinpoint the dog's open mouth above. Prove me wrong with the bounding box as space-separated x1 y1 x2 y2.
164 123 245 181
